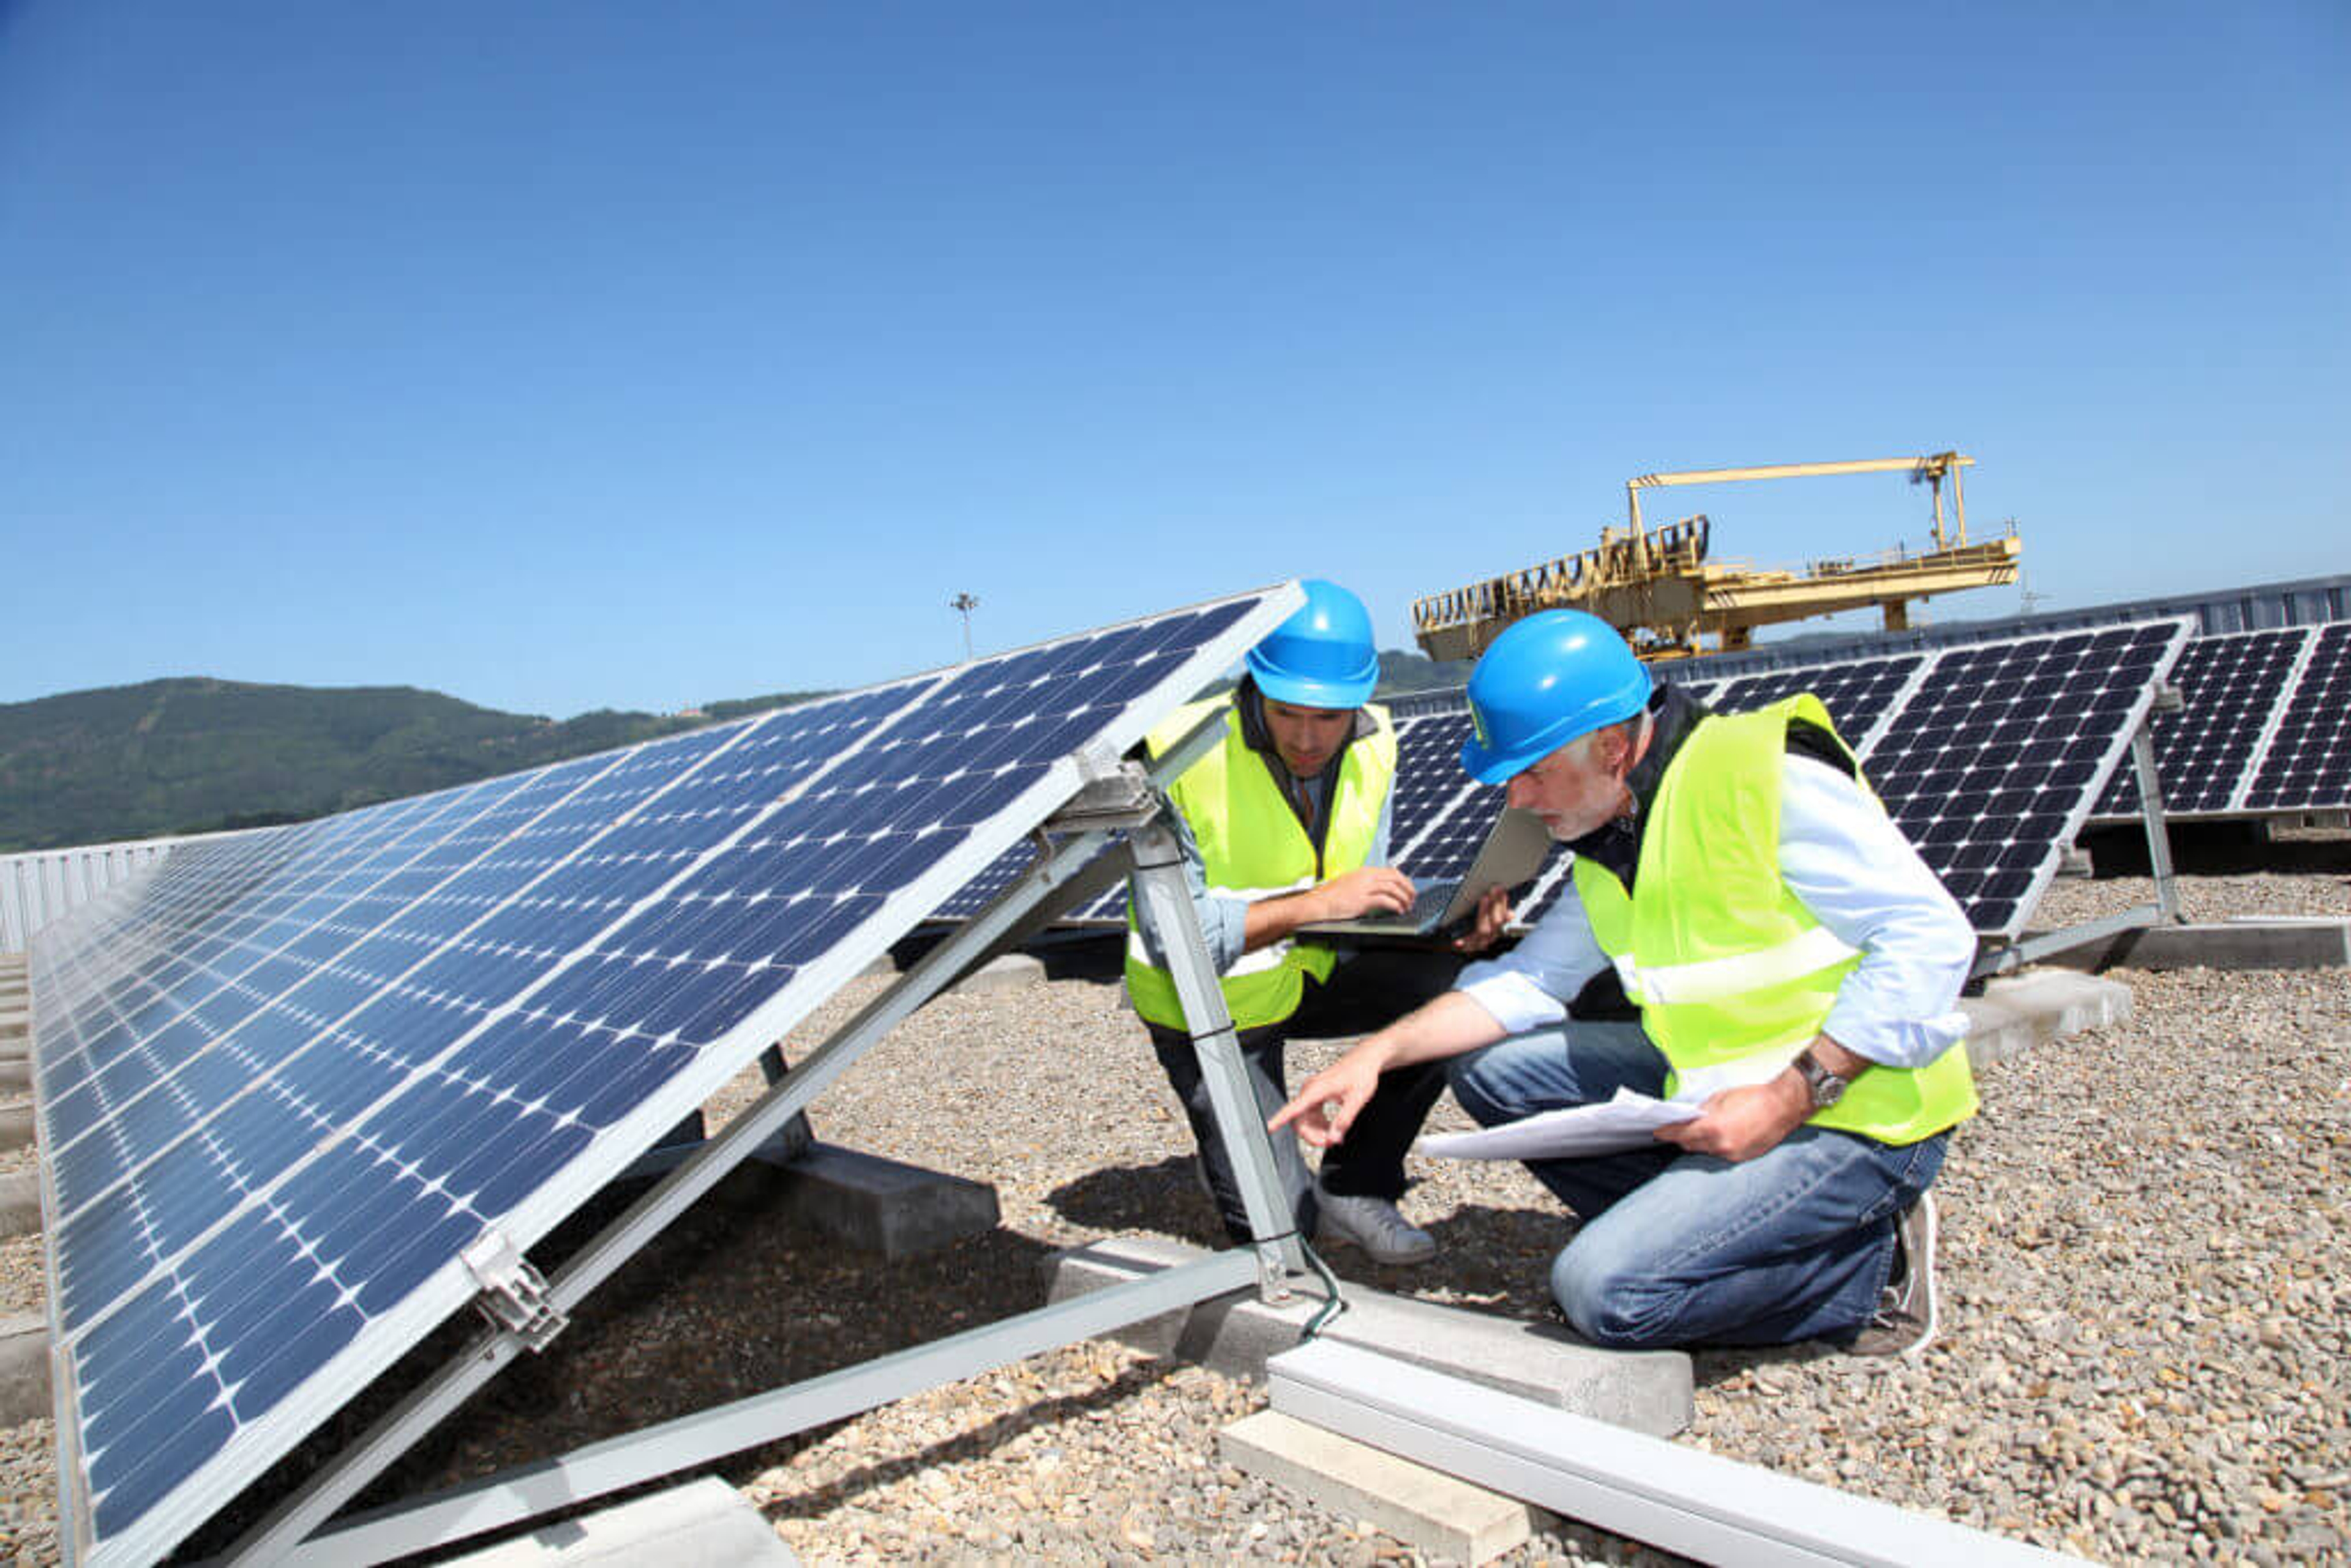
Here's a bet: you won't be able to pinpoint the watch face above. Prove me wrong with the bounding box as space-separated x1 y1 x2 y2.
1802 1057 1845 1109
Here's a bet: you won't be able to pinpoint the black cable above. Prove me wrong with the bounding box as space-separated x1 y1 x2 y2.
1296 1239 1348 1340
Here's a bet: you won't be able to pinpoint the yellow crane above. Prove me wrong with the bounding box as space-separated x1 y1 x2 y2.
1411 451 2023 663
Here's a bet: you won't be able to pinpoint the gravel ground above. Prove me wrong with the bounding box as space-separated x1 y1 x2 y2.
1 841 2345 1566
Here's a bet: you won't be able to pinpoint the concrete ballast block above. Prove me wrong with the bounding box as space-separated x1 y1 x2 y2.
0 1313 50 1428
1221 1409 1544 1564
444 1477 797 1566
950 953 1045 996
0 1172 42 1239
2022 918 2350 973
0 1107 36 1153
763 1142 999 1259
1961 972 2134 1069
1046 1234 1692 1438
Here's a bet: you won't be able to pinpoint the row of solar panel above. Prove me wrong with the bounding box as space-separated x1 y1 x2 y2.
945 619 2194 944
31 588 1295 1566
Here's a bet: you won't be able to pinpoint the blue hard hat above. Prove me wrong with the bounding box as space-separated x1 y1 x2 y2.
1245 580 1381 708
1460 610 1652 784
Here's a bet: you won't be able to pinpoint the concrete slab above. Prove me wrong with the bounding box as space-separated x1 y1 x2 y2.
2028 918 2350 973
1221 1409 1545 1563
760 1142 1000 1259
443 1478 797 1567
1045 1234 1691 1437
0 1108 34 1153
0 1313 49 1428
0 1173 40 1239
949 951 1044 996
1960 972 2134 1069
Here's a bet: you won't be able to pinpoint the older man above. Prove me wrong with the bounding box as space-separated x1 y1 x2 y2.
1275 610 1976 1357
1128 580 1491 1265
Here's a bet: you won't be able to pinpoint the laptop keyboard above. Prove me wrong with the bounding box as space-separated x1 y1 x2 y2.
1403 880 1459 928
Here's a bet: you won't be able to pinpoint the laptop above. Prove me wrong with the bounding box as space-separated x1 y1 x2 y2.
1299 807 1552 939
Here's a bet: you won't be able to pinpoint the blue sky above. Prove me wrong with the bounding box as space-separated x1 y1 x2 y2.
2 2 2344 718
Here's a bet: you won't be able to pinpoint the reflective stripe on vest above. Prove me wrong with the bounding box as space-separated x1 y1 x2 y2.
1124 700 1395 1032
1610 924 1860 1007
1573 695 1976 1147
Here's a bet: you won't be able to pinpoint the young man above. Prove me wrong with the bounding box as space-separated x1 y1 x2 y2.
1127 580 1493 1265
1274 609 1976 1356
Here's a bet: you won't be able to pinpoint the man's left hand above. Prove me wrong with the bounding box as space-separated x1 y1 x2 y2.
1655 1073 1811 1163
1450 885 1512 955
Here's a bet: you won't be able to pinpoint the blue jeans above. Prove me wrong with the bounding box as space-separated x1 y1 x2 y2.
1446 1024 1947 1349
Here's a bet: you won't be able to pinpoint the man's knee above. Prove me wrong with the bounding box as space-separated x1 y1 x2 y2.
1551 1236 1675 1350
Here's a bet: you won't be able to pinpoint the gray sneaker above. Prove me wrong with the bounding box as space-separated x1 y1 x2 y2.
1315 1187 1436 1267
1848 1193 1938 1361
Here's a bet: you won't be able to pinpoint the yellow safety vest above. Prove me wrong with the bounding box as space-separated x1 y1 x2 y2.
1572 696 1976 1146
1125 699 1396 1032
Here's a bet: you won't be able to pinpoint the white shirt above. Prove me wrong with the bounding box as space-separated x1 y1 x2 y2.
1457 755 1975 1068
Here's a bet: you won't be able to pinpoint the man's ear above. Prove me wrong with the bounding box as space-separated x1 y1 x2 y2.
1602 722 1636 779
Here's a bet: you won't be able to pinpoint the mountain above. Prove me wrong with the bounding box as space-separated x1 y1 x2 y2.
0 678 823 853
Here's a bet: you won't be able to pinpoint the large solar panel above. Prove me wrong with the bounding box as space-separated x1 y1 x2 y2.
2091 626 2317 820
1858 621 2183 932
29 585 1297 1566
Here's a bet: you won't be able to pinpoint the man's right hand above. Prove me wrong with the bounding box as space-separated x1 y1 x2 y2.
1310 866 1417 923
1270 1048 1385 1147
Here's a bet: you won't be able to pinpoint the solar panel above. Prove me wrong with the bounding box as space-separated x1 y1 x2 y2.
2244 621 2351 811
31 585 1297 1566
2091 626 2316 820
1860 621 2184 934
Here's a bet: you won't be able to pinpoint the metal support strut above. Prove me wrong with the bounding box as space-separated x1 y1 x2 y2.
2129 703 2182 923
1126 814 1308 1299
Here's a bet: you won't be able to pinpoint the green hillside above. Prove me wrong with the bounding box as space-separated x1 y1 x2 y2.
0 678 822 853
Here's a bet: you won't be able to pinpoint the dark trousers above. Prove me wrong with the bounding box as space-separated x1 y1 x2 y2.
1146 951 1461 1244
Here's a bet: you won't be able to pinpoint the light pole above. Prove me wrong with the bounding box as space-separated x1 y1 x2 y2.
949 592 980 661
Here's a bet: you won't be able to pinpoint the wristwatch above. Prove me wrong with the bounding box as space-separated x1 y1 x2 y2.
1794 1049 1850 1111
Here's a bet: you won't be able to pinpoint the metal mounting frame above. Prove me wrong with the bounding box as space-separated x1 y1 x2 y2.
222 716 1302 1565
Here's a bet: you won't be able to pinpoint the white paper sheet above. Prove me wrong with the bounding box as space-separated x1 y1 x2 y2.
1414 1048 1807 1161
